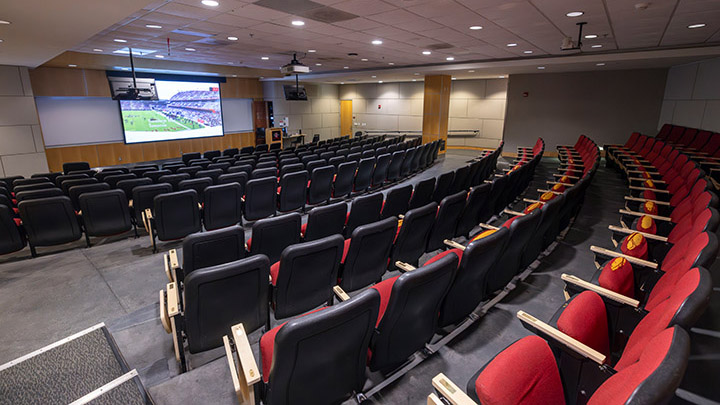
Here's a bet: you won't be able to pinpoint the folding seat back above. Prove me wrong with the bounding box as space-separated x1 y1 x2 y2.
240 146 254 154
449 165 471 195
279 158 300 168
15 187 64 204
162 163 184 173
486 175 509 216
676 128 697 147
256 160 277 171
32 172 62 184
407 178 433 211
244 177 277 221
144 170 172 183
115 178 152 202
203 183 243 230
426 191 468 251
304 202 347 242
278 163 304 178
68 183 111 210
60 178 98 195
486 209 542 292
13 177 50 188
250 213 302 263
272 235 345 319
19 196 82 249
439 227 509 327
667 126 685 143
278 171 308 212
181 227 246 281
102 173 135 189
223 147 239 157
353 157 375 192
182 152 201 165
361 150 375 159
178 177 213 201
341 217 397 291
203 150 221 160
381 184 412 219
79 190 132 237
368 252 458 371
185 255 270 353
319 151 334 162
261 288 379 405
131 183 172 225
328 156 345 168
386 150 405 182
0 204 26 255
456 183 491 237
153 190 201 241
375 146 388 156
307 166 334 205
346 152 361 163
62 161 90 174
158 173 191 191
301 155 320 167
333 161 356 198
251 167 277 180
255 144 269 153
432 171 455 204
208 162 231 172
371 153 391 188
400 147 416 177
410 145 424 172
344 192 383 237
196 169 223 184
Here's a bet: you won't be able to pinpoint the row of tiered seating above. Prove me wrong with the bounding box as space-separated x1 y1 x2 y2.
157 143 506 373
428 132 717 405
0 135 438 257
156 136 602 404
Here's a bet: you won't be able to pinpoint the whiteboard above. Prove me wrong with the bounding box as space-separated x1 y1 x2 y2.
36 97 125 147
221 98 253 133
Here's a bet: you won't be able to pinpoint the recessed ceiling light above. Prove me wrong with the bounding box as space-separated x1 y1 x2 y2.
371 39 383 45
422 50 431 55
291 20 305 26
340 82 344 84
361 58 368 61
185 47 196 51
93 48 103 52
378 80 383 83
469 26 483 30
155 54 165 58
585 34 598 39
201 0 219 6
591 44 602 48
388 62 394 65
507 43 517 47
596 62 605 66
451 77 457 80
371 75 376 78
446 57 455 61
315 63 322 66
232 74 237 77
566 11 584 17
537 66 545 70
412 79 417 82
414 72 420 75
227 36 238 40
498 75 505 78
308 49 316 53
227 62 233 64
114 39 127 43
68 64 77 67
0 20 10 25
468 70 475 73
261 56 269 60
523 50 533 54
688 23 706 29
343 66 349 69
146 24 162 29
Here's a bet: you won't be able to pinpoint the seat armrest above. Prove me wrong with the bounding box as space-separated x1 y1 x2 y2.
224 323 261 404
523 198 543 204
333 285 350 301
623 196 670 205
431 373 477 405
629 177 666 184
478 223 499 230
553 173 579 180
517 310 606 365
444 239 466 250
537 189 563 195
547 180 575 186
395 261 417 272
608 225 668 242
628 185 669 193
160 282 182 362
503 208 525 217
561 274 639 307
618 209 671 222
589 245 658 269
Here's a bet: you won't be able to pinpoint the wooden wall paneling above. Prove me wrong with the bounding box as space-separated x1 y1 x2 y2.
126 143 145 163
29 67 88 97
177 139 194 156
142 143 159 162
83 69 112 97
96 143 120 167
191 139 204 154
45 148 65 172
422 75 451 153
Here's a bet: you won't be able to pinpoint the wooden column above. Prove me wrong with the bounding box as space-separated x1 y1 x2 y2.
421 74 451 153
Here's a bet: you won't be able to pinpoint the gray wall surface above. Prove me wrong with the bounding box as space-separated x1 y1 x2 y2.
658 57 720 132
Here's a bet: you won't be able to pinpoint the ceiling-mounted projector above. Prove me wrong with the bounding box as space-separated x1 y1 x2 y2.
280 53 310 76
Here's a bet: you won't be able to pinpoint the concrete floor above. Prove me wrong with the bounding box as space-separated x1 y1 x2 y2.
0 151 717 404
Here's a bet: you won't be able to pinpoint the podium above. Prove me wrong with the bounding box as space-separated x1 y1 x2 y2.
264 127 283 149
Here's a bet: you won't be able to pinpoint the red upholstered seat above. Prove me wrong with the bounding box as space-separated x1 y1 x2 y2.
598 257 634 298
259 306 328 383
300 222 307 236
619 232 648 260
475 335 566 405
341 238 351 263
588 328 677 405
424 248 461 266
524 202 543 214
557 291 611 358
635 215 656 235
642 201 658 215
369 275 399 327
13 217 21 227
270 261 280 286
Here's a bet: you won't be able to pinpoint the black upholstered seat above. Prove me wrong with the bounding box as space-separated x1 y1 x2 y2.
244 177 277 221
116 178 152 201
303 202 347 242
390 202 438 268
180 225 246 281
386 150 405 182
249 213 302 263
0 204 26 255
158 173 191 191
203 183 243 231
408 177 435 210
344 192 383 237
333 161 357 199
196 169 223 184
486 209 542 292
371 153 391 189
307 166 334 206
62 161 90 174
432 171 455 204
449 165 471 195
68 183 111 210
179 177 213 201
152 190 201 243
79 190 133 242
426 191 468 251
381 184 412 219
354 157 375 193
456 183 492 237
18 196 82 256
340 217 397 292
132 183 173 225
15 187 65 203
278 171 308 213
